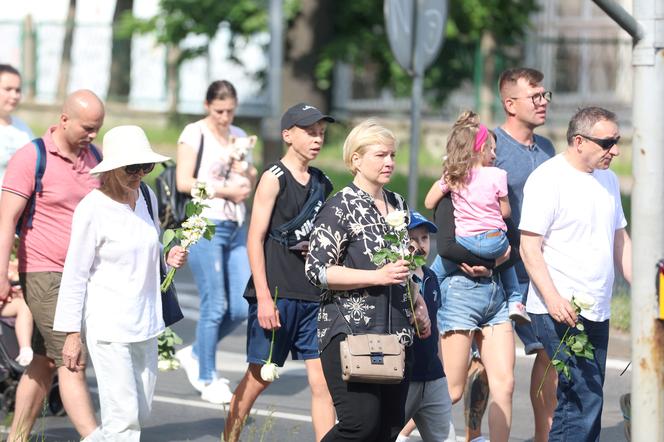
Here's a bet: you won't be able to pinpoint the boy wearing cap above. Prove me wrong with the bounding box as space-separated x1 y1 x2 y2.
397 211 454 442
224 103 336 442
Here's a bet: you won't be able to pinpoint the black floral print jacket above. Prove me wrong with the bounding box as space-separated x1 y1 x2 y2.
305 183 415 352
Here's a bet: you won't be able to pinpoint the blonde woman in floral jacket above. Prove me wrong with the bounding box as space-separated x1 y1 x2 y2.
306 118 431 442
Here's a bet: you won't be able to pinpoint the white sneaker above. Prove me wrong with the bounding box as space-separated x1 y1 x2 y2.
175 345 204 392
15 347 33 367
509 302 531 324
201 378 234 404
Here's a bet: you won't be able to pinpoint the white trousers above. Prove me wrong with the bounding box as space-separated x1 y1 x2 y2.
86 334 158 442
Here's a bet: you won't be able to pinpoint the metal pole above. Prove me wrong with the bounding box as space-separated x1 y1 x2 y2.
592 0 644 39
630 0 664 437
262 0 284 167
409 73 422 209
269 0 283 117
593 1 663 439
407 0 423 209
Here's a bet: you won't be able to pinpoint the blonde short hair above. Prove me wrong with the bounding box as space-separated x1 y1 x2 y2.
342 118 398 175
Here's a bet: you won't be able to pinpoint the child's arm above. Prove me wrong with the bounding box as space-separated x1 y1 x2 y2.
496 168 511 219
246 171 281 330
424 180 446 210
499 195 511 219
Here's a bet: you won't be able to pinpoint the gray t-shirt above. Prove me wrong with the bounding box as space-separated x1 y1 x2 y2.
494 126 555 282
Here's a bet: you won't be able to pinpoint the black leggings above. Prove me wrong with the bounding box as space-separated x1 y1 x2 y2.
320 333 411 442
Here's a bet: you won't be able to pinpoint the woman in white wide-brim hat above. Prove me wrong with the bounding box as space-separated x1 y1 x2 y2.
53 125 187 441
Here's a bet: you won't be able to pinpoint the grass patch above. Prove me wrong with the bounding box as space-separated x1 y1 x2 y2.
611 285 631 332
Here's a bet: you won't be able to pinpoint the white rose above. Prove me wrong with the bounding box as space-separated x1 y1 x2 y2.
260 362 280 382
385 210 408 231
572 292 595 310
158 359 172 371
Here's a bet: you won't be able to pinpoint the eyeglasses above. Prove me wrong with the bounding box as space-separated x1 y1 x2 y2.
124 163 155 175
510 91 552 106
575 134 621 150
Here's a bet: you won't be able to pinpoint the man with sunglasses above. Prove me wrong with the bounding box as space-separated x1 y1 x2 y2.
0 90 104 441
493 67 557 442
520 106 631 442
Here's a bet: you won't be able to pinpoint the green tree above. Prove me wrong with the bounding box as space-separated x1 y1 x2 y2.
121 0 537 109
315 0 539 105
121 0 300 108
108 0 134 102
121 0 273 63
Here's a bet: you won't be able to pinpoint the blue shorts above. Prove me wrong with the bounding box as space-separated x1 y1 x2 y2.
246 298 320 366
437 274 509 333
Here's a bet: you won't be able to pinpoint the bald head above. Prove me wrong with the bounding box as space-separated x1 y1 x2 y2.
62 89 105 119
57 89 105 151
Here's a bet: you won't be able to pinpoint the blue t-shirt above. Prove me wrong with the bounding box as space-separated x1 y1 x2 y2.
494 127 555 282
410 265 445 382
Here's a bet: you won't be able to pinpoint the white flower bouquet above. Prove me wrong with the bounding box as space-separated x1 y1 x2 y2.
160 181 216 292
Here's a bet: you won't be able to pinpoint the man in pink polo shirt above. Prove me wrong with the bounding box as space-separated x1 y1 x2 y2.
0 89 104 441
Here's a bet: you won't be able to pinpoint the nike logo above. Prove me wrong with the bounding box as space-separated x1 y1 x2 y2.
302 105 316 111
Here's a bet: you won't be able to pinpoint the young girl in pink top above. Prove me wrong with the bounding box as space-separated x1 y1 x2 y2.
425 111 529 323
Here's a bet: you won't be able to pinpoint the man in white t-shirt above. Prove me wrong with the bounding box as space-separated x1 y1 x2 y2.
519 106 632 442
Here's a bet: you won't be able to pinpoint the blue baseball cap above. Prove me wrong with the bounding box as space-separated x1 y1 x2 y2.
408 210 437 233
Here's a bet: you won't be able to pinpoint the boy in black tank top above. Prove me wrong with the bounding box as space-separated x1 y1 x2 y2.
224 103 336 442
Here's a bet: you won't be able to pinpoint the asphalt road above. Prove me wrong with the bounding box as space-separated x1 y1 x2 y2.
1 265 631 441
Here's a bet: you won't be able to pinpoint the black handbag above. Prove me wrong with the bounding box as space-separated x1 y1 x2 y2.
140 183 185 327
155 134 204 229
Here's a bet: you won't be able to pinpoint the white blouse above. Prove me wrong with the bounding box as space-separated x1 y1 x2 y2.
54 188 165 342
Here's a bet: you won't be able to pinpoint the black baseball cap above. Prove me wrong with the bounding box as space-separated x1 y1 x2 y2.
281 102 335 131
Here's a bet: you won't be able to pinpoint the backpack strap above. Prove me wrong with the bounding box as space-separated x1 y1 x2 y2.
193 133 204 179
267 167 328 247
139 182 158 229
89 143 102 163
19 138 47 232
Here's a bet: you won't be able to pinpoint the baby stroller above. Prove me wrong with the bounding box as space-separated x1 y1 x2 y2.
0 316 65 418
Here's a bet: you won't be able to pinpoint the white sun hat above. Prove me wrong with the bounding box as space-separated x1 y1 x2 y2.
89 125 170 174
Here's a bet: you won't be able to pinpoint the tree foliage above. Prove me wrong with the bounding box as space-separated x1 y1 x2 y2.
315 0 539 104
120 0 300 66
121 0 538 105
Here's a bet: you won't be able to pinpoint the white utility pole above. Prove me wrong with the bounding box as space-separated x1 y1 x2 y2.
593 0 664 440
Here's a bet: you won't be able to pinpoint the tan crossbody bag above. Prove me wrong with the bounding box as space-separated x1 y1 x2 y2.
338 287 405 384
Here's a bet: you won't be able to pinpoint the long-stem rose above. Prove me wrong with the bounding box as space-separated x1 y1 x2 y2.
372 211 425 337
261 287 280 383
537 293 596 396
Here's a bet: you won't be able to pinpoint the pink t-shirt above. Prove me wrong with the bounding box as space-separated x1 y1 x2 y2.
2 127 100 272
439 166 508 237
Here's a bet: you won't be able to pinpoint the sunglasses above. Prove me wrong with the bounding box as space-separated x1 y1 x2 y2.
576 134 621 150
124 163 155 175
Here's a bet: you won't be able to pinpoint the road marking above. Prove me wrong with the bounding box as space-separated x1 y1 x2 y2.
514 349 631 372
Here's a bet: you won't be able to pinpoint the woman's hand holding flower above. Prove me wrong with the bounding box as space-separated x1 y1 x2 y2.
375 259 410 286
166 246 187 269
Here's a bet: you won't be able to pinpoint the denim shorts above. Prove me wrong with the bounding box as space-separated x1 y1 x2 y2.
246 298 320 366
437 274 509 333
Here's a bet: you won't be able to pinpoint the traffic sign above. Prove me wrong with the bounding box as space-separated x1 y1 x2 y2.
384 0 448 75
